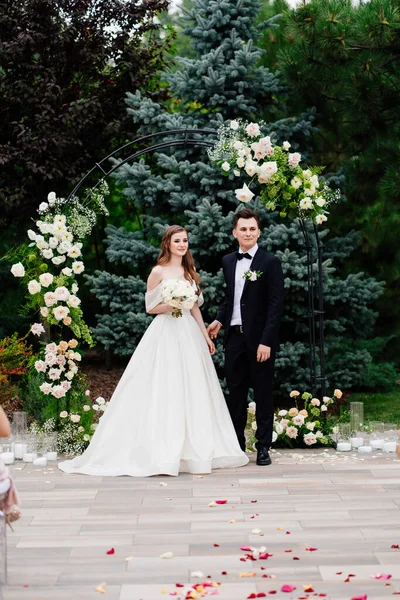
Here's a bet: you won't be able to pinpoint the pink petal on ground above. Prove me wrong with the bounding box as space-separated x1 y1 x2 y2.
240 546 253 551
371 573 392 580
215 500 227 504
281 585 296 592
106 548 115 555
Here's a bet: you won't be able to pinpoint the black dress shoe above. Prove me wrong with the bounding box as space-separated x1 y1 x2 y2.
256 446 272 466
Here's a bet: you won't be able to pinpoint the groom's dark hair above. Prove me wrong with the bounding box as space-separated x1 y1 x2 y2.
232 208 260 229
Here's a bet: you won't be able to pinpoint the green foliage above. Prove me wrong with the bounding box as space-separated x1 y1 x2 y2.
0 0 172 226
348 391 400 425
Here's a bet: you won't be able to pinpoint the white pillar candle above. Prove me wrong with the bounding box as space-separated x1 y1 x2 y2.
1 452 15 465
23 452 37 463
370 439 384 450
33 456 47 467
382 441 397 452
46 451 58 461
350 436 364 448
358 445 372 453
336 442 352 452
14 443 27 459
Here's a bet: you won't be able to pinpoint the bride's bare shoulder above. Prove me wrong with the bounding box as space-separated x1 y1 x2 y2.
147 265 164 291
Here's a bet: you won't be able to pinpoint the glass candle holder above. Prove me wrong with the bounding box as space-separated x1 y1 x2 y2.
0 436 15 465
22 434 38 463
14 433 28 460
350 402 364 433
358 434 372 453
369 421 384 450
336 424 352 452
44 433 58 461
383 424 398 452
12 411 27 438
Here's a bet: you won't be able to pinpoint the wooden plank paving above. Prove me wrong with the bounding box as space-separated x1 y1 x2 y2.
2 449 400 600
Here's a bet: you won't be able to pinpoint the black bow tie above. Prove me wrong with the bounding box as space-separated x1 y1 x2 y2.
237 252 252 261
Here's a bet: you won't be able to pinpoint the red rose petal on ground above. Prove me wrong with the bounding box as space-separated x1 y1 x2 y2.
305 547 318 551
221 571 227 575
257 594 267 598
293 557 300 560
247 594 257 599
240 545 253 551
216 500 227 504
348 573 356 577
286 531 291 534
175 583 184 587
251 500 257 503
262 574 268 578
284 549 292 553
344 578 350 583
281 585 296 592
259 552 273 560
106 548 115 555
391 544 400 549
336 572 342 575
350 596 367 600
268 592 276 595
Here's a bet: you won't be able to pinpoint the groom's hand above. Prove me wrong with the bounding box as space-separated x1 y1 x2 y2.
207 320 221 340
257 344 271 362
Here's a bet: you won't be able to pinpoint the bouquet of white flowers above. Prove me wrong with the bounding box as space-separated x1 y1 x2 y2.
161 279 197 318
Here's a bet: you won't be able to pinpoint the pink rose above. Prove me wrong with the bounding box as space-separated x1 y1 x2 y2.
288 152 301 168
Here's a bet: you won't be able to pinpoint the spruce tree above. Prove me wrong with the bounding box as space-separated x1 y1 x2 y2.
86 0 389 399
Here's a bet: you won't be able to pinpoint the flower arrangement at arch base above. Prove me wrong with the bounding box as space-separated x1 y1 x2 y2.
208 119 341 224
7 184 110 454
245 389 343 450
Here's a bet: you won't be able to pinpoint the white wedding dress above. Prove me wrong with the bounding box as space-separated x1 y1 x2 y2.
58 279 248 477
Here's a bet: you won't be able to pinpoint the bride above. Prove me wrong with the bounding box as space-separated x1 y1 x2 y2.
59 225 248 477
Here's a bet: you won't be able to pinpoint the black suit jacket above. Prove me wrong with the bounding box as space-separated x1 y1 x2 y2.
216 248 285 353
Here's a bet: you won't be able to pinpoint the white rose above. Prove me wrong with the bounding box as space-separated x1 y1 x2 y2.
272 431 278 443
70 414 81 424
65 371 75 381
27 229 37 241
245 122 261 138
288 152 301 168
310 174 319 188
233 170 240 177
221 161 230 172
230 120 239 130
249 271 257 281
54 286 70 301
83 405 91 412
258 161 277 183
11 262 25 277
306 422 315 431
244 160 259 177
40 306 49 317
275 423 284 435
35 360 47 373
48 368 62 381
67 295 81 308
48 237 59 249
83 434 91 442
315 430 323 438
292 414 305 426
315 197 326 207
278 409 287 417
320 405 328 412
52 256 66 265
31 322 45 337
233 140 243 150
304 186 316 197
47 192 56 204
62 267 72 276
72 261 85 274
36 239 49 250
299 198 313 210
71 283 79 294
57 241 72 255
40 383 53 395
282 141 291 150
28 280 41 294
315 214 328 225
290 176 302 190
54 214 66 225
42 249 54 260
44 292 57 307
53 306 70 321
92 404 100 411
236 157 245 168
45 342 57 353
235 183 254 204
39 273 54 288
52 385 66 399
60 411 68 418
38 202 48 213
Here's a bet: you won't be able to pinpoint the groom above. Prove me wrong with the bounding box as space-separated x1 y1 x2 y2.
208 208 284 466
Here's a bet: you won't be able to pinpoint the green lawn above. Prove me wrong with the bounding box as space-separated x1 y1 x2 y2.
348 390 400 425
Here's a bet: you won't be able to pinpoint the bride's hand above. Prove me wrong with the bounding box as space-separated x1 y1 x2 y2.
205 336 215 355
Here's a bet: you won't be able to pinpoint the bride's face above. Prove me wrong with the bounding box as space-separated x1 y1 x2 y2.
170 232 188 258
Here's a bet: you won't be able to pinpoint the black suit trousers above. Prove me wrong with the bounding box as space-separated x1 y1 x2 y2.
224 328 275 450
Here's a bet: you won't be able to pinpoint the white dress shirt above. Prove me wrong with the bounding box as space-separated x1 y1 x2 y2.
230 243 258 326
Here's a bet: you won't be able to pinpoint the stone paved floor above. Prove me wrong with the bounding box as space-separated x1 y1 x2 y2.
2 448 400 600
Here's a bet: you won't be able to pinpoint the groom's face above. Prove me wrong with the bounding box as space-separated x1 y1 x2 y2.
233 217 260 251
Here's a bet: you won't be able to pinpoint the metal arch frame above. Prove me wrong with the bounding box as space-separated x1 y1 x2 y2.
66 128 326 397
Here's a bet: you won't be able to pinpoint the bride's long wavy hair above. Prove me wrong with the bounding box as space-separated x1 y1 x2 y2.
157 225 200 289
